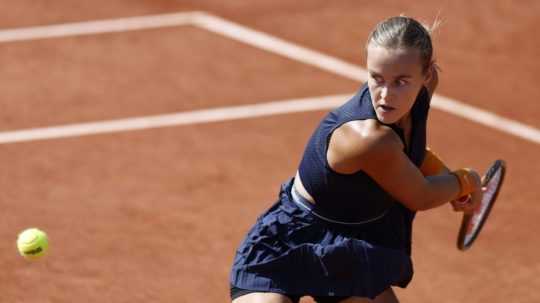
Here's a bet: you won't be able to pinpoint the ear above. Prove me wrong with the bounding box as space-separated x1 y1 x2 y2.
424 62 439 97
423 62 433 83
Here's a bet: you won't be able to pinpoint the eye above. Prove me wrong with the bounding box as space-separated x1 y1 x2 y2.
395 79 409 86
370 74 384 85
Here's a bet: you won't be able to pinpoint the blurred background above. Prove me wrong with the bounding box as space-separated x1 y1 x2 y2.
1 1 539 302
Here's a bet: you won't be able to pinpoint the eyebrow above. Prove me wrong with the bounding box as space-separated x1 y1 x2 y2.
368 71 412 79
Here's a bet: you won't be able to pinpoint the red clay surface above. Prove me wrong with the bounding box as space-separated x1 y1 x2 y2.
0 26 356 130
1 2 539 303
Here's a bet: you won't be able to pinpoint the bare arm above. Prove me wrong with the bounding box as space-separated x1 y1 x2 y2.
327 121 480 211
420 148 450 176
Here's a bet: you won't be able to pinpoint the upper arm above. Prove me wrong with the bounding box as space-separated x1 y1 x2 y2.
327 121 440 211
358 132 433 210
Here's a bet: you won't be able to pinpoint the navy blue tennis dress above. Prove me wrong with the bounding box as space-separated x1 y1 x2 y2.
230 83 430 300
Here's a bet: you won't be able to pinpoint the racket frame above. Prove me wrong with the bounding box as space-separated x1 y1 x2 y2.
456 160 506 251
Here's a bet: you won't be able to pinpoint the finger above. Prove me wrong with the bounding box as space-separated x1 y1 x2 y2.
451 199 468 212
454 195 471 207
451 202 462 211
464 190 483 213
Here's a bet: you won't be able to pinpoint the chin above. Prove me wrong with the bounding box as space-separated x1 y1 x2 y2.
376 111 399 125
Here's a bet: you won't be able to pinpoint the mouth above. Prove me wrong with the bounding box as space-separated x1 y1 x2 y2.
378 104 396 112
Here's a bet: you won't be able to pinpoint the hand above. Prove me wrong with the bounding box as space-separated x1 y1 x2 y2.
450 170 483 214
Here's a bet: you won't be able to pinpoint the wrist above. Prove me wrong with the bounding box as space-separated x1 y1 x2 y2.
450 168 475 198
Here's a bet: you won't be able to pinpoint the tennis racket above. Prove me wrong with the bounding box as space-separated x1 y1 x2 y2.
457 160 506 251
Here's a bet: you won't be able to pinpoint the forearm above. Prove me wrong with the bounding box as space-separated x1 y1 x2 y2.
417 148 472 210
360 142 477 212
416 174 461 211
420 148 450 176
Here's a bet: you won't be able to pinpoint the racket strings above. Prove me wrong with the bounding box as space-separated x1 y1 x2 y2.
465 167 504 242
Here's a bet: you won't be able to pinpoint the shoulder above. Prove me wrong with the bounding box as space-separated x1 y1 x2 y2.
327 119 404 174
333 120 401 151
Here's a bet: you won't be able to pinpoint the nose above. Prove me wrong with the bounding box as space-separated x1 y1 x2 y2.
380 85 393 102
380 86 389 99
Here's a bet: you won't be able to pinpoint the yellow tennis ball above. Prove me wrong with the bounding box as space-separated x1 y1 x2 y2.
16 228 48 260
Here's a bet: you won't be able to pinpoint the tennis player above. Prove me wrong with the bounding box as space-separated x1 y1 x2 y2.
230 16 483 303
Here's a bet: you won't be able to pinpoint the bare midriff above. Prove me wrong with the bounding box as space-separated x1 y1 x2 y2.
293 171 316 205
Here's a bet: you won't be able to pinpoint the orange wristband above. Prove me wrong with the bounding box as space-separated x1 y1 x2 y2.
451 168 475 198
420 148 447 176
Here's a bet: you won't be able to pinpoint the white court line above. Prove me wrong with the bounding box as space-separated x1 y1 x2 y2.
432 95 540 144
2 93 540 144
0 12 203 42
0 12 538 145
194 13 540 145
193 13 368 82
0 95 350 144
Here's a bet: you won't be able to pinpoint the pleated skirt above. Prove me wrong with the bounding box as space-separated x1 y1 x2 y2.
230 178 415 299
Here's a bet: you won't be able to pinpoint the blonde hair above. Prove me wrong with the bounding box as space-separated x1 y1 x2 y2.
366 15 441 73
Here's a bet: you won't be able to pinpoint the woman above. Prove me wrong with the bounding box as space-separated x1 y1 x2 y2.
229 15 483 303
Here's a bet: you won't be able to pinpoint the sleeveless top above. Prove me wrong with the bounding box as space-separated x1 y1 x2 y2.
298 83 430 223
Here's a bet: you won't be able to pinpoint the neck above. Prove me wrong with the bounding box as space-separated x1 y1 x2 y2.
396 113 411 129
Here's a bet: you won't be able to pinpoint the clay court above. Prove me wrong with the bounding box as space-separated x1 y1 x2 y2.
1 1 539 302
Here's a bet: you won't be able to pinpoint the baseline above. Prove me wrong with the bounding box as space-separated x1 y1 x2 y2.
1 93 539 145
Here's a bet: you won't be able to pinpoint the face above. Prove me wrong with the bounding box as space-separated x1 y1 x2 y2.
366 44 430 125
